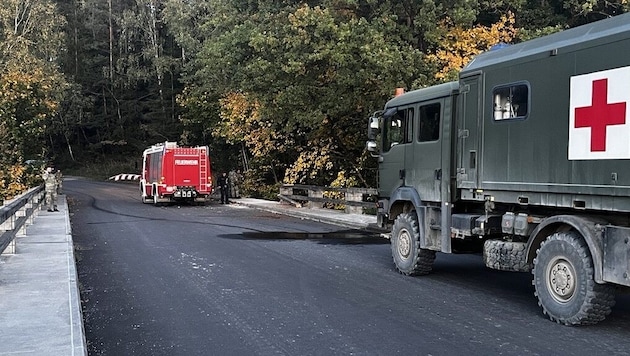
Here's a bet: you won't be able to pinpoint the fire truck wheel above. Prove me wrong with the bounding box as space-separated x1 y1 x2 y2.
532 231 616 325
391 212 435 276
483 240 532 272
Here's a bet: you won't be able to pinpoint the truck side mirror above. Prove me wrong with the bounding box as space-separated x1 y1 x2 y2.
366 140 378 152
367 116 380 140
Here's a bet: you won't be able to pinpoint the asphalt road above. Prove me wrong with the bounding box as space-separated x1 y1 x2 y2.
67 179 630 356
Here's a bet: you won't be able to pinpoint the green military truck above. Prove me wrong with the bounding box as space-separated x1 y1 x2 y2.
366 13 630 325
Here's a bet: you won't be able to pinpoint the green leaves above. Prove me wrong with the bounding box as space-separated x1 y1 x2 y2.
2 0 624 196
174 2 434 186
0 0 69 197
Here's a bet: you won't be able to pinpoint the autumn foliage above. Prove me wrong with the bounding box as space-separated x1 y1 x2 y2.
0 0 66 200
429 13 517 81
217 92 289 160
1 0 628 199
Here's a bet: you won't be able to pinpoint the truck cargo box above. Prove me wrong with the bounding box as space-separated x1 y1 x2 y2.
456 14 630 212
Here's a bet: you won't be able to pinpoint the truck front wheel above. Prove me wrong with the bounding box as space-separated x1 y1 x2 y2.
532 231 615 325
391 212 436 276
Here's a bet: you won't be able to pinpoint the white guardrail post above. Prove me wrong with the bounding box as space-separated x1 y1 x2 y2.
0 186 44 255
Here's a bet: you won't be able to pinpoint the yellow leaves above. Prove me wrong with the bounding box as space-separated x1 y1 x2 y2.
320 171 360 210
330 170 358 188
0 51 64 198
0 78 49 129
429 13 517 81
0 164 30 200
216 92 288 158
283 138 336 185
0 56 63 115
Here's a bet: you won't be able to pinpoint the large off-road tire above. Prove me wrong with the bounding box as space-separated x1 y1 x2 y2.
532 231 616 325
391 212 436 276
483 240 532 272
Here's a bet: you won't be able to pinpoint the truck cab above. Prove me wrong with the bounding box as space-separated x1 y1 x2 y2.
368 82 459 253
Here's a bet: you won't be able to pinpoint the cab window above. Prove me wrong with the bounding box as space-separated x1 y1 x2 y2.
383 108 414 152
419 103 440 142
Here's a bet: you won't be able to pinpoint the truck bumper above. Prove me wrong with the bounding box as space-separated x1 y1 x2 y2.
194 195 209 203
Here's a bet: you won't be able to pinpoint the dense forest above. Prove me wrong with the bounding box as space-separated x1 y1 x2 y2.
1 0 628 199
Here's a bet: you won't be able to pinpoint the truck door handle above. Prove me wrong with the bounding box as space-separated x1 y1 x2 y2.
399 169 405 179
435 168 442 180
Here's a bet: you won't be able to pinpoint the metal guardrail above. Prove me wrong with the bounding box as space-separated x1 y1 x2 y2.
0 186 45 254
278 184 378 214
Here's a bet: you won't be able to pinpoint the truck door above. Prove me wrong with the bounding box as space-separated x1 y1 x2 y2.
457 74 482 190
379 107 414 199
405 100 444 203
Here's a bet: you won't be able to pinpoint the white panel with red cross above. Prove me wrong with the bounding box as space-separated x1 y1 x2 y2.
569 66 630 160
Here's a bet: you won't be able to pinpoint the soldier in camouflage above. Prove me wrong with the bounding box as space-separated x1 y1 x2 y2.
42 167 58 212
55 169 63 195
228 169 243 199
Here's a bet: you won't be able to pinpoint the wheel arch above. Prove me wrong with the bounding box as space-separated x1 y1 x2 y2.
526 215 607 283
388 187 435 251
388 186 423 222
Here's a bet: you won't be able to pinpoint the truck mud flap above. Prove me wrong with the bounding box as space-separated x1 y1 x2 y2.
603 226 630 287
419 207 441 251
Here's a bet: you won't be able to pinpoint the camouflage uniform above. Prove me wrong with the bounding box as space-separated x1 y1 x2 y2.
228 170 237 198
42 168 58 212
233 170 243 198
55 170 63 194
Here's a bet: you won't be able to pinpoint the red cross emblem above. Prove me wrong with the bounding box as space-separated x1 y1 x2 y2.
574 79 626 152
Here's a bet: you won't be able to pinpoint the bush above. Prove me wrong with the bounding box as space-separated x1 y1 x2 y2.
240 171 279 200
0 164 41 200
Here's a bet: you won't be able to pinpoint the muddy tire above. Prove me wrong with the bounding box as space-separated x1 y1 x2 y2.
391 212 436 276
483 240 532 272
532 231 616 325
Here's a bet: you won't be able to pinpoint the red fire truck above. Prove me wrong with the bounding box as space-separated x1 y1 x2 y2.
140 142 212 205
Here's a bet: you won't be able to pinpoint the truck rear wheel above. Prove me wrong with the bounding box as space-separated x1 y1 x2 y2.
532 231 615 325
391 212 436 276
